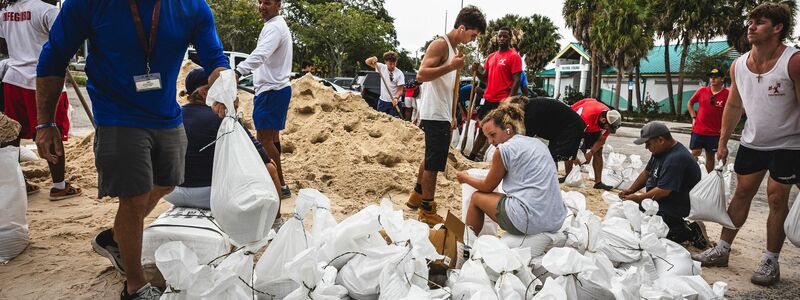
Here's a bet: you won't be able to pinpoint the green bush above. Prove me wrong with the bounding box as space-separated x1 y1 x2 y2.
70 72 87 86
562 90 585 105
638 97 661 115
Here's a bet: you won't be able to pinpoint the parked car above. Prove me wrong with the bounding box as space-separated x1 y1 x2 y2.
332 77 356 91
355 70 417 109
186 48 249 71
69 59 86 71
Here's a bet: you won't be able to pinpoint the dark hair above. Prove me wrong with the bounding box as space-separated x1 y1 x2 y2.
481 104 526 135
302 60 312 68
454 5 487 34
749 2 794 41
382 51 399 62
498 27 512 36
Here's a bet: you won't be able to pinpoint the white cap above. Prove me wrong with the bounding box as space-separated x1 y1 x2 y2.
606 110 622 133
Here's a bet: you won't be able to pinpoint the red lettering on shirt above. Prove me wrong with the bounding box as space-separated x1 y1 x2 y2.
3 11 32 22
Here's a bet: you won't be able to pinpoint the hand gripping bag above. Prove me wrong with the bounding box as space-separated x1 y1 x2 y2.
0 146 29 263
207 70 279 248
687 167 736 229
784 193 800 247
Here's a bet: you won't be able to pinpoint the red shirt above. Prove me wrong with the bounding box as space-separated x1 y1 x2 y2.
689 86 729 136
571 98 610 136
405 86 418 98
483 49 523 102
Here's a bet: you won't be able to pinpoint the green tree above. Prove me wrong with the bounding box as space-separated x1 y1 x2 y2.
686 49 731 81
650 0 683 114
592 0 654 109
564 0 601 98
208 0 263 52
723 0 797 53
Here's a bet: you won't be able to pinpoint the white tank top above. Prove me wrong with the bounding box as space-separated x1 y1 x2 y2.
735 46 800 150
419 36 457 122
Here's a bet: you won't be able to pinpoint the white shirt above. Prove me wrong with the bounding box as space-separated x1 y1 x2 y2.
735 46 800 150
235 16 293 95
419 36 457 122
0 0 59 90
375 63 404 103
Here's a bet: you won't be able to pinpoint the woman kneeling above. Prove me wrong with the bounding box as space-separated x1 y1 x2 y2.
456 105 567 236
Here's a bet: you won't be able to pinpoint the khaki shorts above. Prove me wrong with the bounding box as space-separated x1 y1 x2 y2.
496 195 524 235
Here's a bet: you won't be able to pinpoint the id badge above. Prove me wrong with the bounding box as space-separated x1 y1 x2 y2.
133 73 162 92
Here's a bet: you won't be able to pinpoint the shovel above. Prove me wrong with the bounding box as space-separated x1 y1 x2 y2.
374 66 402 115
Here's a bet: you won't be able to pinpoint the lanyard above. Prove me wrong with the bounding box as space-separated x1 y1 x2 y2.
129 0 161 74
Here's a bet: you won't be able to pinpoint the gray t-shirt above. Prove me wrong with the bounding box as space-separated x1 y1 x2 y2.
499 135 567 235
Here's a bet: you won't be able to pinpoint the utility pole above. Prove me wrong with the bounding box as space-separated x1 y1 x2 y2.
444 10 447 34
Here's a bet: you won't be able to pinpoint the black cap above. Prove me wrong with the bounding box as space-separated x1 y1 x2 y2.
634 121 670 145
708 68 723 77
184 67 207 95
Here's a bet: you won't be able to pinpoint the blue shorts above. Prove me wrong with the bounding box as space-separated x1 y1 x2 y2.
376 100 400 117
253 86 292 131
689 133 719 153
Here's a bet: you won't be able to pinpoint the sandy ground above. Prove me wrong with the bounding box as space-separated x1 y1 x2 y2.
2 62 799 299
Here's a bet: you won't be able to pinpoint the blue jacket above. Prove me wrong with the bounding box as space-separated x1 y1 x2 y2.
37 0 230 128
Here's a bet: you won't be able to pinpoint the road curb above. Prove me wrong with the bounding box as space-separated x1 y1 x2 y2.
621 121 741 141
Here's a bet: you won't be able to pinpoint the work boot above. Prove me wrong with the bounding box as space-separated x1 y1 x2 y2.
751 257 780 286
691 244 730 267
419 202 444 227
120 282 162 300
406 191 422 210
49 181 82 201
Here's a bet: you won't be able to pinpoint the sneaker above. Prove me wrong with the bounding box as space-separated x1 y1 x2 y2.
418 202 444 227
691 245 729 267
121 282 162 300
688 222 709 249
593 182 614 191
92 229 125 275
558 177 566 184
272 217 286 232
26 182 40 195
406 191 422 210
280 186 292 199
49 181 82 201
751 258 780 286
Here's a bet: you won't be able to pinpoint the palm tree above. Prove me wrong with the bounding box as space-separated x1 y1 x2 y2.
592 0 654 109
520 15 562 82
649 0 682 114
674 0 725 115
563 0 600 97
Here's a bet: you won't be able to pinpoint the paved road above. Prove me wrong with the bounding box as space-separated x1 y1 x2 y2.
65 86 94 137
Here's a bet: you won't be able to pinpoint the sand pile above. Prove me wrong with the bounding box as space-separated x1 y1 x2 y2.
277 75 478 216
0 113 21 143
21 132 98 191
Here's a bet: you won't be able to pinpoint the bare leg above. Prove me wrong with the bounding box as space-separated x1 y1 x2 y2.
592 151 603 183
465 192 503 234
691 149 702 161
421 170 438 200
257 129 285 186
720 170 767 245
765 177 792 253
48 139 65 184
267 161 281 218
115 185 173 294
416 160 425 187
703 149 715 173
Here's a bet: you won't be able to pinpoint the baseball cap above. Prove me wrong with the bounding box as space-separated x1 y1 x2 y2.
184 67 207 96
708 68 723 77
634 121 670 145
605 110 622 133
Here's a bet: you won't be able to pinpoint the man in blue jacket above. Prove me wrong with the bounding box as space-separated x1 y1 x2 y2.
35 1 230 298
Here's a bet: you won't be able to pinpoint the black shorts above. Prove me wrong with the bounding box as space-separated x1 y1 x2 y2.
580 131 603 151
548 125 584 161
420 120 452 172
733 145 800 184
95 125 188 198
689 133 719 153
476 100 501 121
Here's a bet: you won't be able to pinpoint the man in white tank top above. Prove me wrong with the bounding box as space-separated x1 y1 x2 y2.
692 2 800 286
405 6 486 226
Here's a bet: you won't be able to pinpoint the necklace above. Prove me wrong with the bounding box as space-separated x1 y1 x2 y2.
753 45 783 83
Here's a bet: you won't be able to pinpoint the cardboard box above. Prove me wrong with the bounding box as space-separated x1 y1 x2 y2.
428 211 465 274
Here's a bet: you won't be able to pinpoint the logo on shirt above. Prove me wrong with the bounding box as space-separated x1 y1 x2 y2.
498 58 507 66
3 11 32 22
768 80 785 96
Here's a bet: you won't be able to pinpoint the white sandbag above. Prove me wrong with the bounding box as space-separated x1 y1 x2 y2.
564 166 585 188
603 144 614 154
602 192 627 220
156 241 251 299
639 284 681 300
337 245 405 300
450 129 460 148
653 275 717 300
629 154 643 170
582 164 594 178
618 167 639 191
618 251 659 284
472 235 525 277
317 205 385 269
654 239 701 277
562 191 586 216
541 248 597 300
18 146 39 162
451 259 498 300
598 217 642 263
642 215 670 239
565 210 603 253
301 189 338 248
786 193 800 247
495 272 526 300
642 199 659 216
254 194 315 299
576 150 587 164
723 163 734 199
687 168 736 229
283 248 348 300
141 207 230 266
208 70 279 248
602 169 624 189
484 144 496 163
607 152 627 171
461 169 499 237
576 251 617 299
457 119 478 155
500 233 556 258
532 275 568 300
623 200 643 233
711 281 727 298
0 146 29 264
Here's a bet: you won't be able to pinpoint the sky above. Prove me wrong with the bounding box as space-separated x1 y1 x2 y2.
384 0 574 58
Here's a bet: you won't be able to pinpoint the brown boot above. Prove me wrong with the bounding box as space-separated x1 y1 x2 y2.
418 202 444 227
406 191 422 209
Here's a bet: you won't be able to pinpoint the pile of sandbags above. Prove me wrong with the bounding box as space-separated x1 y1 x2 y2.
585 151 643 190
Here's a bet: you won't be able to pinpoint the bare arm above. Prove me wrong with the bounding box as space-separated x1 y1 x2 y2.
623 187 672 202
416 39 462 82
365 56 378 68
456 149 505 192
511 72 522 96
620 169 649 196
789 52 800 105
35 76 68 163
717 60 743 162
